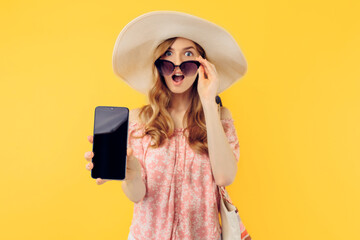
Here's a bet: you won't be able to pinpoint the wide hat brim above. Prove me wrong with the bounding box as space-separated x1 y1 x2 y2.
112 10 248 95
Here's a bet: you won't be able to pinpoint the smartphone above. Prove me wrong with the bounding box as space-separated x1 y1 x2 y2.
91 106 129 181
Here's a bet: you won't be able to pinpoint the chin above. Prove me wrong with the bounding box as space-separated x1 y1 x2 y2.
170 83 195 94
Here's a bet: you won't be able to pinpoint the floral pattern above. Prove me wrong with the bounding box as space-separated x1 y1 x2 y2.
127 118 240 240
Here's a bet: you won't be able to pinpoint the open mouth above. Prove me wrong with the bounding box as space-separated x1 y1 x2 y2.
172 74 184 82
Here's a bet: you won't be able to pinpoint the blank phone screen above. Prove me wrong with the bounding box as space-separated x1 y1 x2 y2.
91 106 129 180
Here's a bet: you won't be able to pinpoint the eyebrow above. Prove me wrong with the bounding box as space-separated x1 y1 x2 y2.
168 46 196 51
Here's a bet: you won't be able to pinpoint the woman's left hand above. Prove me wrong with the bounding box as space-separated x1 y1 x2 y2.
196 56 220 106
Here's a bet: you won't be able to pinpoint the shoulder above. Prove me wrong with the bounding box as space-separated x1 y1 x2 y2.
220 106 233 120
129 107 142 123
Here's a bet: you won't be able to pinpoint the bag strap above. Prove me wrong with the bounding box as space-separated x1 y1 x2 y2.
218 185 239 213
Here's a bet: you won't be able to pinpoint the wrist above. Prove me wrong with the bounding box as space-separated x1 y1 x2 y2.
124 171 142 184
202 99 218 112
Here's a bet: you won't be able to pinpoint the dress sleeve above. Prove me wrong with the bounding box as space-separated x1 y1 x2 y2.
127 121 147 185
221 118 240 162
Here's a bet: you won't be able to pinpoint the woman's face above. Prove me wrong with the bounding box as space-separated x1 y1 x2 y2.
159 37 201 94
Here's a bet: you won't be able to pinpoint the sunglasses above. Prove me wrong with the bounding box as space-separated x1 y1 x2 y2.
155 59 201 77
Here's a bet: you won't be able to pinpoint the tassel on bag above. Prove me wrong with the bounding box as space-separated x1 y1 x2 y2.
216 96 252 240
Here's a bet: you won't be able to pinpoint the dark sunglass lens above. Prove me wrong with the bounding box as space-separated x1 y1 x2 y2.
160 61 174 76
181 61 200 76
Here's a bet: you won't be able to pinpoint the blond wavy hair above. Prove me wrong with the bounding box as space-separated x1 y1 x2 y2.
132 37 215 155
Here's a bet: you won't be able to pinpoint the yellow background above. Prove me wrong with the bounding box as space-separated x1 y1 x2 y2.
1 0 359 239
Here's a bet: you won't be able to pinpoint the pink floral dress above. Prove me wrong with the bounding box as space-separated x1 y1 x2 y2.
126 118 240 240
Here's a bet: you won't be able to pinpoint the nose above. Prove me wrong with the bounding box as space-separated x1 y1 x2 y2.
173 65 182 74
174 54 183 67
173 56 183 73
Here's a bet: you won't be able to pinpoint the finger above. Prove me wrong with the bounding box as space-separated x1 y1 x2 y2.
196 56 215 77
86 162 94 171
198 65 206 80
87 135 93 144
207 61 217 74
84 151 94 161
196 59 210 79
196 56 210 70
127 148 133 157
96 178 108 185
202 59 216 77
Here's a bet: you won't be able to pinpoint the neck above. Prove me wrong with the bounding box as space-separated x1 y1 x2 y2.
168 88 192 113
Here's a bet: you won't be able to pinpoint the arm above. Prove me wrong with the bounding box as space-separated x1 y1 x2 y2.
121 108 146 203
121 171 146 203
203 101 238 186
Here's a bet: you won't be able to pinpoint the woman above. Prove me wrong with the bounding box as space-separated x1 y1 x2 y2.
84 11 247 240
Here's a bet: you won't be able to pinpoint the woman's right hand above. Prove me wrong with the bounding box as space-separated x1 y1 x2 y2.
85 135 142 184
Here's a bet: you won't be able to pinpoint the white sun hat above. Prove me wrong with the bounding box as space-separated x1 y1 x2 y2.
112 10 248 95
